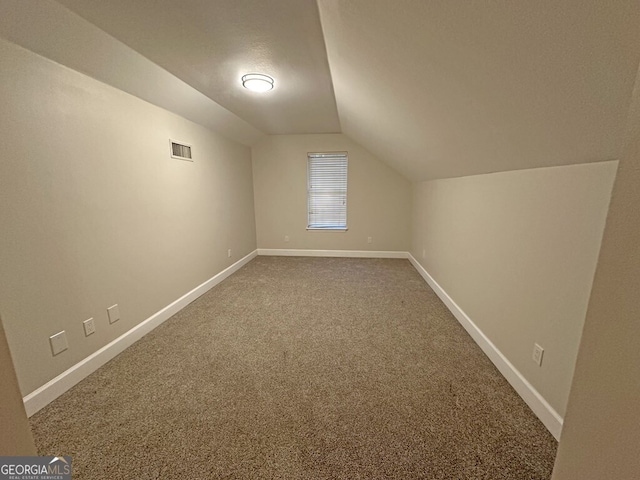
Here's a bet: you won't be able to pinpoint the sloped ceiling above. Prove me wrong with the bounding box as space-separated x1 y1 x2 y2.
318 0 640 180
0 0 264 146
56 0 341 135
6 0 640 180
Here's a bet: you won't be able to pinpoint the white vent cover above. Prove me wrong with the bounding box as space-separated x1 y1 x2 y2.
170 140 192 161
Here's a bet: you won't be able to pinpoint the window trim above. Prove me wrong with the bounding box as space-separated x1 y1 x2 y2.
307 151 348 231
306 226 349 232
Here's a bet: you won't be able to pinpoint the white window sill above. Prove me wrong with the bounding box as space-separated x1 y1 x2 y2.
307 227 349 232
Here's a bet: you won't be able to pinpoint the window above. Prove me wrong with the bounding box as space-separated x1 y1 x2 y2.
307 152 348 230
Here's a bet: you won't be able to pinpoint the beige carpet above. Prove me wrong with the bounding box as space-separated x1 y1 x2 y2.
30 257 557 479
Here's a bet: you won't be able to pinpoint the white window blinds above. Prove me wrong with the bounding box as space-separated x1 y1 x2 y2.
307 152 348 229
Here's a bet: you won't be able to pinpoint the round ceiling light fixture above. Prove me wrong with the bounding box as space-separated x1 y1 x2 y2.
241 73 274 92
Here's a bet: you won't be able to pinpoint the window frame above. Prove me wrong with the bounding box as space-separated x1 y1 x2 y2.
307 152 348 231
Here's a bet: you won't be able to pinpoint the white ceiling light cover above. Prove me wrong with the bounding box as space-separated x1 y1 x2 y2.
242 73 274 92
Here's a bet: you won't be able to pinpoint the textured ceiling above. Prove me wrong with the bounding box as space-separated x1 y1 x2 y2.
318 0 640 180
0 0 264 146
9 0 640 180
56 0 341 135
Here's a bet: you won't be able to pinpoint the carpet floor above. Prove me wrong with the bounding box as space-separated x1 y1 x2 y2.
30 257 557 479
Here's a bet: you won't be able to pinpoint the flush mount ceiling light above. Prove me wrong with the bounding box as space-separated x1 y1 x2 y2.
241 73 274 92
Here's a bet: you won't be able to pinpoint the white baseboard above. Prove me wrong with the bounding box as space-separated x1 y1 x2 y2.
408 254 563 441
257 248 409 259
24 248 563 441
23 250 258 417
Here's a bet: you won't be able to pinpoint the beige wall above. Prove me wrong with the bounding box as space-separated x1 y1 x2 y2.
552 64 640 480
0 38 257 396
0 317 36 455
411 162 617 418
252 134 411 251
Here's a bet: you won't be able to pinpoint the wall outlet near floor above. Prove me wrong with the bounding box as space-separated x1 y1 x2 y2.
83 317 96 336
533 343 544 366
422 249 426 259
284 235 290 242
49 331 68 356
367 236 373 244
107 304 120 324
227 249 232 258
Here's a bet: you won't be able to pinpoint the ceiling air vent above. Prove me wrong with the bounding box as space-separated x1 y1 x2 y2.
170 140 193 161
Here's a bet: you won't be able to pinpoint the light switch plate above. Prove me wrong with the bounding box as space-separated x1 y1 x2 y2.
107 304 120 324
49 331 68 356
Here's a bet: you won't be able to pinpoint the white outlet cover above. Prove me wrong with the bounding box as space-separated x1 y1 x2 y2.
284 235 290 242
49 331 68 356
533 343 544 366
107 304 120 324
227 249 232 258
367 237 373 243
83 318 95 336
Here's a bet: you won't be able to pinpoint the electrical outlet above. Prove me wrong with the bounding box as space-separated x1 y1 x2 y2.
107 304 120 324
83 318 95 336
227 249 232 258
284 235 290 243
422 249 426 259
49 331 68 356
533 343 544 366
367 236 373 244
